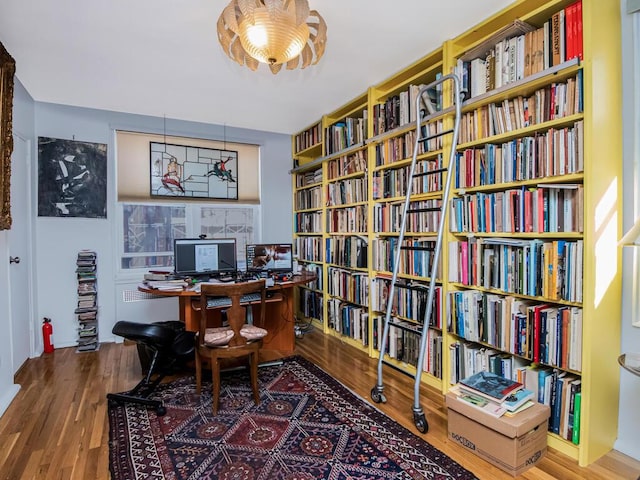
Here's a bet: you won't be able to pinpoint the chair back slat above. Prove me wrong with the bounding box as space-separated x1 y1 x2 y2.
198 279 267 347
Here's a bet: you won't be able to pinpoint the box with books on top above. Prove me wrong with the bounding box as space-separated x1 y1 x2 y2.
75 250 98 352
446 372 550 476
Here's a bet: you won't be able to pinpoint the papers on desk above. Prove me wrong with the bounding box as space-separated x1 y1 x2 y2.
145 279 189 291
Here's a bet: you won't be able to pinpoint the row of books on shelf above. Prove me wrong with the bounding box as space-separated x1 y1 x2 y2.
327 150 368 180
448 292 583 371
374 121 443 166
299 262 323 290
326 205 367 233
326 113 368 155
372 81 442 137
448 237 583 303
455 2 583 101
327 267 369 306
295 211 322 233
458 73 583 144
450 341 522 384
294 123 322 153
371 238 443 279
325 236 367 269
372 156 443 200
295 238 324 263
371 278 442 328
295 186 323 210
373 199 441 234
326 177 367 206
295 167 323 188
372 315 443 378
327 298 369 347
298 289 323 320
455 122 584 189
449 184 583 234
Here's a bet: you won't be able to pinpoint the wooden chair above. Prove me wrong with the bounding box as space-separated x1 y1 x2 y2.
194 279 268 414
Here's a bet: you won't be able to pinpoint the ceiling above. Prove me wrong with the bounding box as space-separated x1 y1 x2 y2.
0 0 514 135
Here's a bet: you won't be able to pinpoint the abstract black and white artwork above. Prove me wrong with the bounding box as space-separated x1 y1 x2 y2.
150 142 238 200
38 137 107 218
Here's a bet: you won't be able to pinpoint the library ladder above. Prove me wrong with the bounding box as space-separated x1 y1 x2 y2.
370 73 462 433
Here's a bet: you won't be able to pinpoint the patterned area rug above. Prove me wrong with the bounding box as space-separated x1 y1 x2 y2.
108 355 477 480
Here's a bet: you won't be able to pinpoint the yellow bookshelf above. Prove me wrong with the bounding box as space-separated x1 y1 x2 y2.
291 0 621 466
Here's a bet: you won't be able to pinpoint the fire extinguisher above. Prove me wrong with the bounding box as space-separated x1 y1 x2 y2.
42 317 54 353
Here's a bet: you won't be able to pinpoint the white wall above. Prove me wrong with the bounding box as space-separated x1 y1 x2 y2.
616 0 640 461
33 103 292 347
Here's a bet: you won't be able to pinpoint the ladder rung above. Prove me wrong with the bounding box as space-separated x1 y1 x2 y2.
387 319 423 333
418 128 454 142
406 207 441 213
392 282 432 292
381 359 417 378
413 167 448 177
399 245 435 251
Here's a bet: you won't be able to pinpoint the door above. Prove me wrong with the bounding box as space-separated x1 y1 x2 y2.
8 134 33 372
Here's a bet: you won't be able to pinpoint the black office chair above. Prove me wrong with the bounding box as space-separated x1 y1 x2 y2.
107 320 195 415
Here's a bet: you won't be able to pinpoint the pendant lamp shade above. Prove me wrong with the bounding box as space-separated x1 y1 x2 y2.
217 0 327 74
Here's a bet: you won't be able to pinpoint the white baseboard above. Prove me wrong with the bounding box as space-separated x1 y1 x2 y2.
0 384 21 418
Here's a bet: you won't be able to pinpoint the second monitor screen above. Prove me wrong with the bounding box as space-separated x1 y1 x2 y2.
246 244 293 273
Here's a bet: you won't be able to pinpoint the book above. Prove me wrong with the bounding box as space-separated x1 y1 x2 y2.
459 370 523 403
144 272 171 281
502 388 535 412
448 385 507 418
504 400 535 417
572 391 582 444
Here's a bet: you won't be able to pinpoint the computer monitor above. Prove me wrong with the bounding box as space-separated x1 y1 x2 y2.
246 243 293 274
173 238 237 278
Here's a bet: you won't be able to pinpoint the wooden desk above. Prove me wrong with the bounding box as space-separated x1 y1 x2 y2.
138 272 316 354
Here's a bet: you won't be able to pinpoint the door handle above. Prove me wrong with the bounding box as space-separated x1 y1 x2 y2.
9 256 20 264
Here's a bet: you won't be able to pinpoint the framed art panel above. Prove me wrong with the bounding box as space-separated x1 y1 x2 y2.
150 142 238 200
38 137 108 218
0 42 16 230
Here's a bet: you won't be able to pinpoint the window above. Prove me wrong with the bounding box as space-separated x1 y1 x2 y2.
115 129 262 276
119 202 259 274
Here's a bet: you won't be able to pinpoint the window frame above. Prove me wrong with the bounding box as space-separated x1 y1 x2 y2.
116 201 261 280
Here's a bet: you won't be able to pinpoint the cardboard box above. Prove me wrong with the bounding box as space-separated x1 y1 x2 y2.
446 392 550 476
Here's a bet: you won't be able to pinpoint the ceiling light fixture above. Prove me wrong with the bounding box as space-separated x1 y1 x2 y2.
217 0 327 74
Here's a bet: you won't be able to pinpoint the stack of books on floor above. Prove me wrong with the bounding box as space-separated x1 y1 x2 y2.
76 250 99 352
449 370 535 418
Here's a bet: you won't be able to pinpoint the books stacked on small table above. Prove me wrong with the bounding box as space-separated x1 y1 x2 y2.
449 371 535 418
143 271 189 291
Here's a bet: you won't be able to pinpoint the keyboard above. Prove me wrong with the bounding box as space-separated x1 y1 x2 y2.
207 292 262 308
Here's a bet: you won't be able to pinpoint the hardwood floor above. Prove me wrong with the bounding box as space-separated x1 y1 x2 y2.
0 329 638 479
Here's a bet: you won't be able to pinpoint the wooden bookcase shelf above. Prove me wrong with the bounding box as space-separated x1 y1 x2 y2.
291 0 621 467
